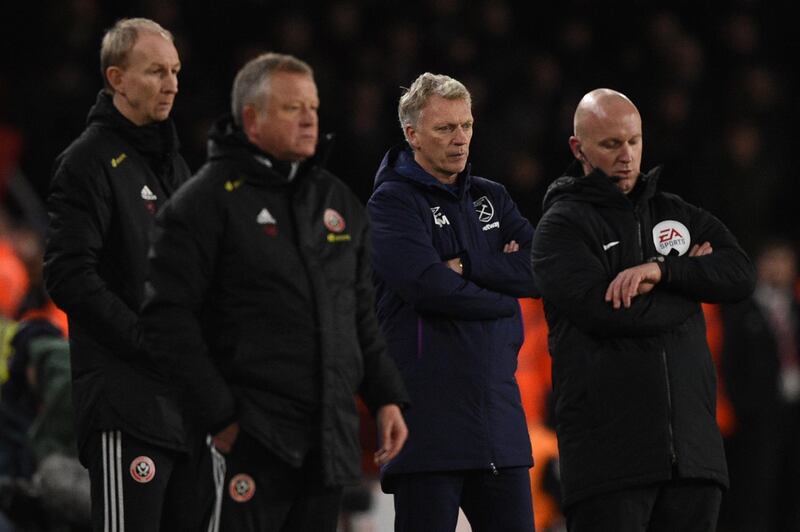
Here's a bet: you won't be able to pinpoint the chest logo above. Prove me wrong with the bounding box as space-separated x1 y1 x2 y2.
257 208 276 225
229 473 256 503
602 241 620 251
257 208 278 237
111 153 127 168
473 196 495 223
652 220 691 256
323 208 346 233
140 185 157 201
431 206 450 228
141 186 157 214
129 456 156 483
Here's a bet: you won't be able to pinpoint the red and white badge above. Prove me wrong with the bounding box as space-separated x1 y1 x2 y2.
652 220 691 256
323 208 346 233
130 456 156 483
229 473 256 503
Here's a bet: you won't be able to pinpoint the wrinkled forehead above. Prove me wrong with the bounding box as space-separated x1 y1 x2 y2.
128 31 179 64
419 95 473 123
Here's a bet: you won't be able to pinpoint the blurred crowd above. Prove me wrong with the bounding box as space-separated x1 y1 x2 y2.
2 0 798 255
1 1 798 531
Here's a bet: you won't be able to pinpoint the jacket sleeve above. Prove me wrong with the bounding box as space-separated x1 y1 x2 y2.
532 207 700 338
660 205 755 303
354 219 410 413
464 186 539 298
43 160 142 360
140 190 237 433
368 185 519 321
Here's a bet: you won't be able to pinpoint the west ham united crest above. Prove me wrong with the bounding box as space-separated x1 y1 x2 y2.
323 208 346 233
229 473 256 503
129 456 156 483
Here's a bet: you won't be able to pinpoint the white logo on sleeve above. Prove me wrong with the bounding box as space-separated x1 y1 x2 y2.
431 206 450 228
652 220 691 256
602 241 620 251
140 185 157 201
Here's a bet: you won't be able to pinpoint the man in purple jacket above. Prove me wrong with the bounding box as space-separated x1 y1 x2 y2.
368 72 539 531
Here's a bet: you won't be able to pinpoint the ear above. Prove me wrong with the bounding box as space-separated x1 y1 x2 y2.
405 125 420 150
568 136 582 159
241 105 260 140
106 66 125 94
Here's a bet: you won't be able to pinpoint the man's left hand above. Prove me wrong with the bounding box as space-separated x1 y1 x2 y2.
605 262 662 309
374 404 408 466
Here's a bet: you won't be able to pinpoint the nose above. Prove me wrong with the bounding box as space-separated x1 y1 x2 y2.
300 106 317 126
619 143 634 162
453 126 469 145
164 72 178 94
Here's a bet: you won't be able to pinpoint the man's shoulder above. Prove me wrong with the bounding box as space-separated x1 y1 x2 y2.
539 196 591 222
470 174 507 194
52 126 138 190
650 190 702 220
60 123 124 161
56 123 157 182
173 162 231 201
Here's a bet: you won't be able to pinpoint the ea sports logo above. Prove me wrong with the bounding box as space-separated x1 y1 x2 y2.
652 220 691 256
229 473 256 503
129 456 156 483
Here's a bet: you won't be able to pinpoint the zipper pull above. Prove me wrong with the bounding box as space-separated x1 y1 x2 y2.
489 462 499 476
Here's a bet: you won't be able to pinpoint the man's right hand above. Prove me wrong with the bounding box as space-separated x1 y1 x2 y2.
212 422 240 454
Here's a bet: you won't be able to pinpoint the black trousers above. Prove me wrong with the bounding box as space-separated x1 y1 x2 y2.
566 478 723 532
218 431 342 532
85 430 210 532
391 467 535 532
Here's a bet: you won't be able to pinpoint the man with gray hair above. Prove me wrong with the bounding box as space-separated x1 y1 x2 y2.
368 72 538 531
44 17 195 531
140 52 409 531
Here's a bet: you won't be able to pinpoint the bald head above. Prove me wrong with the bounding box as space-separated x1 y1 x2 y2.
569 88 643 194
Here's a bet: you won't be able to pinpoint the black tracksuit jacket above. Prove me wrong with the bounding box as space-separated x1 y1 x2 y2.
531 163 755 508
140 117 409 486
43 92 190 462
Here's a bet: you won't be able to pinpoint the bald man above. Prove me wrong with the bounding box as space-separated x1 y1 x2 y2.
531 89 755 531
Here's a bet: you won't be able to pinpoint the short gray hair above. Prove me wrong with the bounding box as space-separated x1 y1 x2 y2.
398 73 471 141
100 18 173 93
231 52 314 126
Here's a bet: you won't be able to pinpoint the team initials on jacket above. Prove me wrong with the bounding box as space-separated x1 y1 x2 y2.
257 208 278 237
473 196 500 231
431 206 450 228
652 220 691 256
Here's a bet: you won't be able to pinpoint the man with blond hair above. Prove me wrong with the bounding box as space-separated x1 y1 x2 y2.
44 18 196 531
532 88 755 531
368 72 538 531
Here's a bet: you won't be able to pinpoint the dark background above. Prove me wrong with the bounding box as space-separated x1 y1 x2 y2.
1 0 798 255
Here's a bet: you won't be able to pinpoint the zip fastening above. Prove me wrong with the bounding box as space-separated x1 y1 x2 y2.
489 462 499 476
633 207 644 262
637 204 677 466
661 348 678 465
